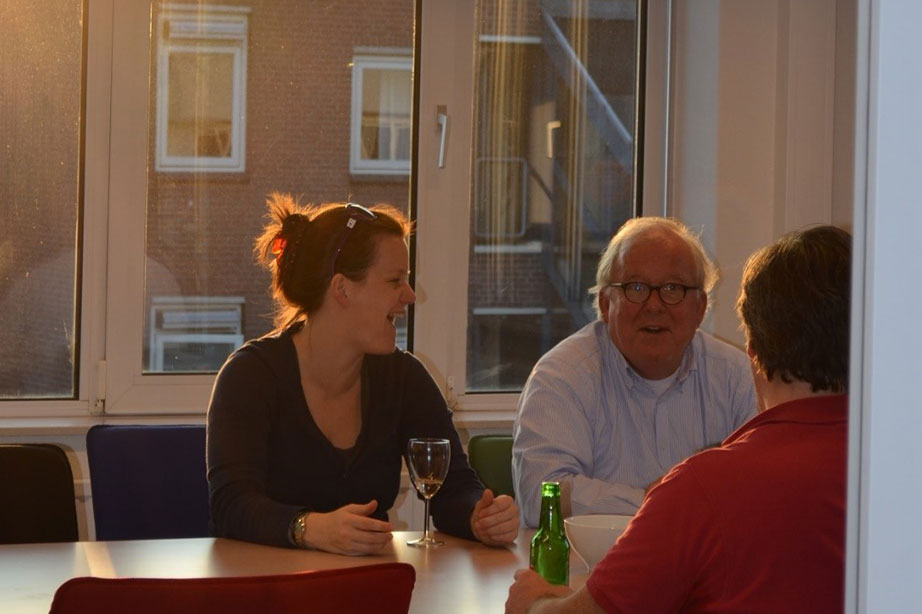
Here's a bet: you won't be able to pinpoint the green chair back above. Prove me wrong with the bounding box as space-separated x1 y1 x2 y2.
467 434 514 498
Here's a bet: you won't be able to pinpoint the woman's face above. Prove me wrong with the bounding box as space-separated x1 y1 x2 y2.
344 234 416 354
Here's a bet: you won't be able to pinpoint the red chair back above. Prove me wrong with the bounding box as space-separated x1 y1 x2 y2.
49 563 416 614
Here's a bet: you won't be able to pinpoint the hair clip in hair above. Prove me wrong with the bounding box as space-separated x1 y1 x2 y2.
271 236 287 264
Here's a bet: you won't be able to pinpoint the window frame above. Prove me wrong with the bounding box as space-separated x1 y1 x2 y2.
349 53 413 176
103 0 215 415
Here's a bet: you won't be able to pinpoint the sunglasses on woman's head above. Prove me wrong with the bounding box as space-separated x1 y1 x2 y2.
328 203 378 278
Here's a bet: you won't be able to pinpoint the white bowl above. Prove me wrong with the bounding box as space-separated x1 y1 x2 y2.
564 514 633 569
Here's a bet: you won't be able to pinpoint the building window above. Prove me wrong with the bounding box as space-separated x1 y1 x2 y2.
155 5 249 173
148 296 244 372
350 54 412 175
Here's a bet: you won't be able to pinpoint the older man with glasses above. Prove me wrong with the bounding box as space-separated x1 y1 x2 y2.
512 217 757 527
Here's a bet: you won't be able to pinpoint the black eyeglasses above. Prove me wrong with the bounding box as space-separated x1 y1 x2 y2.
328 203 377 278
607 281 699 305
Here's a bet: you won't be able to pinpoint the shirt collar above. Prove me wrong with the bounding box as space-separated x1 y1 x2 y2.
613 331 699 391
724 394 848 445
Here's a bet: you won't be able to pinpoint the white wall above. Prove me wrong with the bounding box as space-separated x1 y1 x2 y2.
851 0 922 610
642 1 922 609
646 0 845 347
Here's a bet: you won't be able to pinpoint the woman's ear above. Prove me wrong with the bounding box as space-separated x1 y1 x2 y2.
331 274 350 306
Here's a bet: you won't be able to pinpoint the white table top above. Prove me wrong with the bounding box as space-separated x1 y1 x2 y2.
0 531 591 613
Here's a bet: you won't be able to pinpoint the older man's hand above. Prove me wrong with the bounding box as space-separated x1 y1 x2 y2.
470 489 520 546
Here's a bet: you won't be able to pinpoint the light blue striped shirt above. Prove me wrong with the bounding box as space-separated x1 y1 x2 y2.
512 320 756 528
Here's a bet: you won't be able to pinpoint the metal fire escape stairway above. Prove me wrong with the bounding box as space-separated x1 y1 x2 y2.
538 0 636 329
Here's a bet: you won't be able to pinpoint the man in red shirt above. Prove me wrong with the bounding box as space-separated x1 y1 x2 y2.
506 225 850 613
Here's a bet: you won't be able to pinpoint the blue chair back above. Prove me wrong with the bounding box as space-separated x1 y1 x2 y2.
0 443 78 544
86 424 209 540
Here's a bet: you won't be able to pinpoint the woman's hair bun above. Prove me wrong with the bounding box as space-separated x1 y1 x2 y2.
280 211 308 238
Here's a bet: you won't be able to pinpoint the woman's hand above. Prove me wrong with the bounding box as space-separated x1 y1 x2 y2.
470 489 520 546
303 500 394 556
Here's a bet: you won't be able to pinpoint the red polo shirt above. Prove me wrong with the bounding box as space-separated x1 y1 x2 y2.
586 395 847 613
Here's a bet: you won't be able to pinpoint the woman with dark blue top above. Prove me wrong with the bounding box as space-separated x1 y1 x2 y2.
207 193 519 554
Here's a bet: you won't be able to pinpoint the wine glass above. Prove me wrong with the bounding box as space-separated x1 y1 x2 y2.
406 437 451 548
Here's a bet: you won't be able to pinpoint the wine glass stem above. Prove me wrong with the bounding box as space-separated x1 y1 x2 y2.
422 498 431 540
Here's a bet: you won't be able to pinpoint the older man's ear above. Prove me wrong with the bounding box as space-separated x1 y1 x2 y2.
693 290 708 327
598 289 611 323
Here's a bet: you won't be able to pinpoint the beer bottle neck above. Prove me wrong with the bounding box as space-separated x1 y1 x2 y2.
538 494 563 534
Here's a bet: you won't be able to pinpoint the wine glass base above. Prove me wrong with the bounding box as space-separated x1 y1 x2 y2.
406 536 445 548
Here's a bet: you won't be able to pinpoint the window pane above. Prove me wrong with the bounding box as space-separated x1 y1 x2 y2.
143 0 413 374
0 0 83 398
167 52 235 158
467 1 638 392
361 67 412 162
155 6 245 172
470 311 574 390
352 56 412 174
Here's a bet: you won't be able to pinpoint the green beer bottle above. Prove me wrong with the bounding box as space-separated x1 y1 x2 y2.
530 481 570 585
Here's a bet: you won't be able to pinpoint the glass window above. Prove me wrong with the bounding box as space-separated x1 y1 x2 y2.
1 0 642 413
470 308 574 391
350 55 413 175
0 0 83 399
465 1 640 392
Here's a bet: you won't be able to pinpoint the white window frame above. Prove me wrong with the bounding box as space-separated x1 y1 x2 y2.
413 0 479 417
155 4 249 173
103 0 216 414
349 53 413 175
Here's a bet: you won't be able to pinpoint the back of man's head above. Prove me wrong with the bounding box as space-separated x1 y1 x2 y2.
737 225 851 393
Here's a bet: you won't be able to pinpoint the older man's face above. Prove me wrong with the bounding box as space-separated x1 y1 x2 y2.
599 231 707 380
